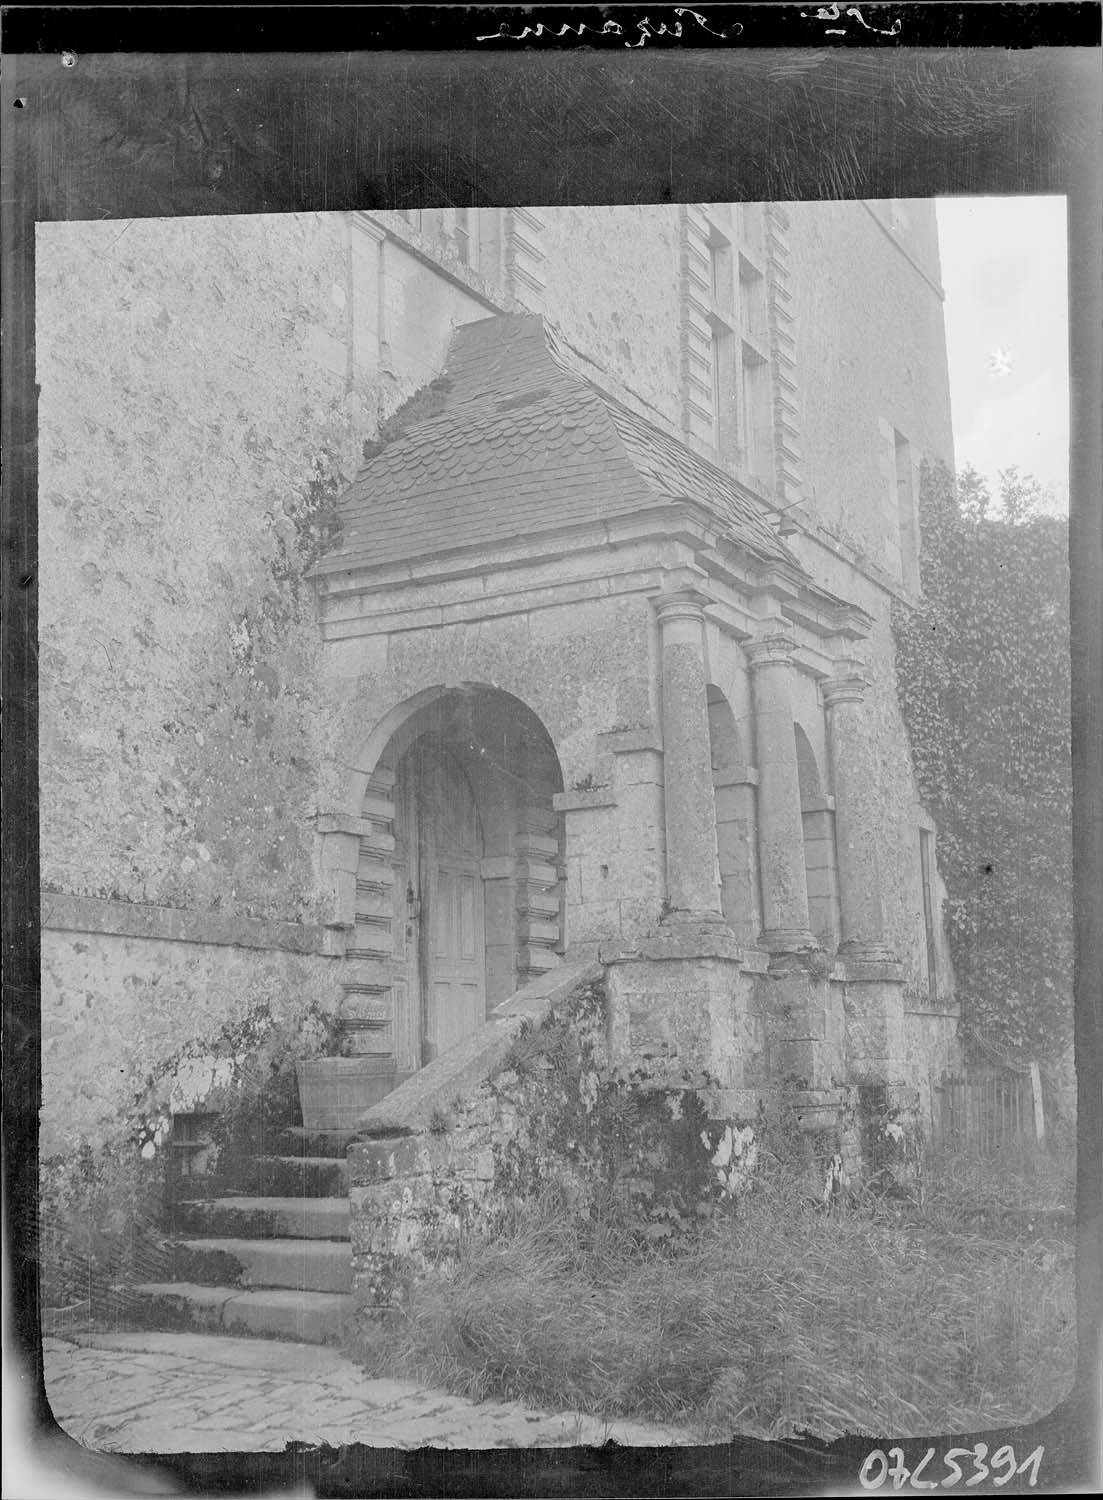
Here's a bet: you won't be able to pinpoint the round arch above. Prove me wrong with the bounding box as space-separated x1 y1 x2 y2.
707 685 761 945
793 720 840 948
336 685 565 1077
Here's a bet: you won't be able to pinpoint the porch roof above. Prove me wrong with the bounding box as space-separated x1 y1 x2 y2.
314 313 799 577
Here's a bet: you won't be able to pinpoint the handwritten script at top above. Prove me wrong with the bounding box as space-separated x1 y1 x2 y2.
475 5 902 45
800 4 902 36
475 9 742 47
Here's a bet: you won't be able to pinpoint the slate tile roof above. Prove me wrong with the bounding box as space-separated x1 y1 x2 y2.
315 314 796 576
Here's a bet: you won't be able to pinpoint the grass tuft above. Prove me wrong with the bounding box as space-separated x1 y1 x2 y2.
356 1146 1076 1441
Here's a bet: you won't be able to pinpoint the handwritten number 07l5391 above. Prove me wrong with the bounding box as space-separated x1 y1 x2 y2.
859 1444 1044 1489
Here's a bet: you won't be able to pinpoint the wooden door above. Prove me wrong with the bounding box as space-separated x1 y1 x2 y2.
393 736 486 1069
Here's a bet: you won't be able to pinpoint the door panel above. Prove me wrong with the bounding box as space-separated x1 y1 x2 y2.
392 735 487 1068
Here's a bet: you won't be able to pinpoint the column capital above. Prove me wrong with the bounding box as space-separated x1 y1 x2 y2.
822 672 871 709
745 632 797 671
653 589 710 627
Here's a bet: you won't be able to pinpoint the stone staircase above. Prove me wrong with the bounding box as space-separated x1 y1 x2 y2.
114 1124 357 1346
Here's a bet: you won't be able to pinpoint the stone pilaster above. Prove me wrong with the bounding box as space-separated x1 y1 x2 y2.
654 591 723 921
745 631 814 953
822 667 897 963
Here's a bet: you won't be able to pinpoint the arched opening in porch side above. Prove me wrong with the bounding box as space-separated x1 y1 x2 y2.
794 721 841 950
707 686 761 945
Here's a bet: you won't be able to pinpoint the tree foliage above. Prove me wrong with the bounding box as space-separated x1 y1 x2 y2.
893 463 1072 1063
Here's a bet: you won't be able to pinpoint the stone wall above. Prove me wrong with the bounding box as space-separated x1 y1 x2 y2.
35 211 500 1159
346 964 928 1322
347 965 763 1315
40 909 339 1159
37 203 957 1171
536 206 684 428
786 199 955 558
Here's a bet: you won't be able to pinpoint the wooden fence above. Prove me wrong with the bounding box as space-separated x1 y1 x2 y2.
931 1065 1045 1155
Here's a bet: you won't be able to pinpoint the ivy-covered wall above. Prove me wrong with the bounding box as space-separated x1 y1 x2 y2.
892 464 1072 1070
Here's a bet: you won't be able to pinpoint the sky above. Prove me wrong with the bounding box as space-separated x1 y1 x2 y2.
935 196 1069 514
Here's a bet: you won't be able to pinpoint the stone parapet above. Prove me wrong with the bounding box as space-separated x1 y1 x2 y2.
353 961 601 1139
346 966 765 1315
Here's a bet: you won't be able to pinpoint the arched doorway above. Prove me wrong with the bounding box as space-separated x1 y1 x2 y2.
340 686 565 1084
393 734 486 1066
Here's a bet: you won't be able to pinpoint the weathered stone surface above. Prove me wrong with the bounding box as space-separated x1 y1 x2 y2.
37 203 960 1314
40 929 339 1158
655 591 724 918
173 1237 353 1293
347 970 772 1311
352 962 601 1139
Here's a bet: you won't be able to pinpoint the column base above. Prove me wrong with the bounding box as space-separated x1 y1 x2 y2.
836 939 901 969
839 973 906 1082
660 907 730 931
759 926 817 955
604 948 757 1090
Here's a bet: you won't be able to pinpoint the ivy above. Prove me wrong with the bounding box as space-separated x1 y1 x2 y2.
892 463 1072 1064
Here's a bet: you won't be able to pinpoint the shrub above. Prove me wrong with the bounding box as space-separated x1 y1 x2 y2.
39 1142 169 1313
892 463 1072 1065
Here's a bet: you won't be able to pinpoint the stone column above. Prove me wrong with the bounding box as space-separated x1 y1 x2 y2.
746 631 814 952
654 592 723 920
822 666 897 962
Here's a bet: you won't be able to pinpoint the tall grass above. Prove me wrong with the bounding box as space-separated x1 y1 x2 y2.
357 1148 1076 1441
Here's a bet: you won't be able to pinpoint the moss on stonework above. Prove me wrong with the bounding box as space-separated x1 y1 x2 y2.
39 1141 170 1313
39 999 339 1312
481 977 744 1246
360 377 454 465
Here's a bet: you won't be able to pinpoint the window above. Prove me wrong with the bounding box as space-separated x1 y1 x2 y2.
741 342 772 483
919 828 938 1005
680 204 777 473
705 226 735 456
893 428 920 591
708 232 731 303
738 253 768 344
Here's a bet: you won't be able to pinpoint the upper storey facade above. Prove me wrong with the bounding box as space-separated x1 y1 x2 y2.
344 200 953 593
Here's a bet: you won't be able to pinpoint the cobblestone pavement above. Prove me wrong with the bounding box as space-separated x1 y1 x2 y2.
43 1332 694 1453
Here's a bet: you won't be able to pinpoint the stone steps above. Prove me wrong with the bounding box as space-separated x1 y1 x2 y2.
272 1126 360 1157
172 1236 353 1293
112 1282 354 1345
110 1121 361 1347
217 1154 350 1199
173 1195 351 1241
